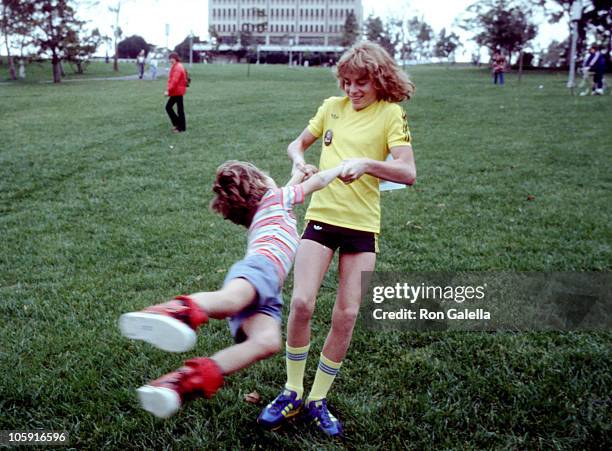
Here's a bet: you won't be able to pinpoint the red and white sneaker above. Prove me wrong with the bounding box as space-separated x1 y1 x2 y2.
119 295 208 352
137 357 224 418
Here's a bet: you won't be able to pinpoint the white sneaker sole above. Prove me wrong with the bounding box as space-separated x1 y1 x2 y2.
137 386 181 418
119 312 197 352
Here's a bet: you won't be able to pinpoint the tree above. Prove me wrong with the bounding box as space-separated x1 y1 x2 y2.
539 38 570 67
415 19 434 60
461 0 538 63
396 15 434 61
117 34 149 58
1 0 34 80
547 0 612 63
64 27 103 73
341 10 359 47
364 15 396 56
174 34 203 63
29 0 86 83
434 28 462 62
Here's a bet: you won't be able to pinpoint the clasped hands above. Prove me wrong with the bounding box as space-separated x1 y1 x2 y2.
293 158 369 184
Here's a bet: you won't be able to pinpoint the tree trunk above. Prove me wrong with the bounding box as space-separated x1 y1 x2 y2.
3 32 16 80
113 42 119 71
518 49 524 83
52 57 61 83
7 55 16 80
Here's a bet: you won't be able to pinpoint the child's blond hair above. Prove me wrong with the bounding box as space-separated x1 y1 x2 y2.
335 41 415 102
210 160 269 227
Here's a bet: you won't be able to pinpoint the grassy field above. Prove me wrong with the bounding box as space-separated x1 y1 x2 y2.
1 62 610 450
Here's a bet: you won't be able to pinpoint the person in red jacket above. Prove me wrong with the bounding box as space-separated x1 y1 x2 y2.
165 52 188 133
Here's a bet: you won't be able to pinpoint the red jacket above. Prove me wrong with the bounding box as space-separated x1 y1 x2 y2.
167 62 187 96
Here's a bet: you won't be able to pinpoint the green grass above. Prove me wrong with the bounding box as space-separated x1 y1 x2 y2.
0 62 610 449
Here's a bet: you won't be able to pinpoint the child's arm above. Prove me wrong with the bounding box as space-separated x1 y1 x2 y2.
298 165 344 197
285 169 306 186
285 164 318 186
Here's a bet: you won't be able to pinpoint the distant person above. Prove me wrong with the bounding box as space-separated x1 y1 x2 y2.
119 160 345 419
492 51 506 85
149 55 158 80
137 49 146 79
165 52 188 133
582 45 607 95
18 59 25 79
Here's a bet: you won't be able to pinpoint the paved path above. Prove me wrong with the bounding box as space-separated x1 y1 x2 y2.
48 67 169 83
0 67 169 84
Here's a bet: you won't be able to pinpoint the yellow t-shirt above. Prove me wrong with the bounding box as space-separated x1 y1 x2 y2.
306 96 411 233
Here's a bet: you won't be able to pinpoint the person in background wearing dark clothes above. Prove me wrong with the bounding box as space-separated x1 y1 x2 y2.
137 50 146 79
582 45 607 95
165 52 188 133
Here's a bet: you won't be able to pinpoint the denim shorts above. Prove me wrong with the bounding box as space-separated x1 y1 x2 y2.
224 253 283 343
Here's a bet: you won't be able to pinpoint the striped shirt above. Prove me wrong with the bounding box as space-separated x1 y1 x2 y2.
246 185 305 283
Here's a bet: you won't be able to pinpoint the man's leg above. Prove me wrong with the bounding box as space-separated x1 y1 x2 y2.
285 239 334 397
594 72 603 91
176 96 186 131
302 251 376 437
307 251 376 401
165 97 179 128
257 240 333 430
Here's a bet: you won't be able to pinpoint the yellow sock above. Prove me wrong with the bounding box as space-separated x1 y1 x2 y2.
285 343 310 400
306 354 342 402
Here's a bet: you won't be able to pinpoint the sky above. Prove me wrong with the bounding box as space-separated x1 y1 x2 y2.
79 0 568 59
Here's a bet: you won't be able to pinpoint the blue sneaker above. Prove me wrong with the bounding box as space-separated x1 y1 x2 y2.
304 399 343 437
257 389 303 430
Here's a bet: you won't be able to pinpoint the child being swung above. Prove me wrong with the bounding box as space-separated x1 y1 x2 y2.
119 160 342 418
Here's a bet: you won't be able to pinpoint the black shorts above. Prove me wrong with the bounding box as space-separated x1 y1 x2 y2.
302 221 378 254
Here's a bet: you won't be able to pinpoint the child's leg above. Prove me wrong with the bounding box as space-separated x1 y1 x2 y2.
119 278 257 352
210 313 281 374
189 278 257 319
136 313 281 418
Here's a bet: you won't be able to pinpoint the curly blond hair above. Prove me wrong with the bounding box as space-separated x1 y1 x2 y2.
210 160 270 227
335 41 415 102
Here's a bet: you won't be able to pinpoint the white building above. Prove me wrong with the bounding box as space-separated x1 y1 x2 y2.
208 0 363 49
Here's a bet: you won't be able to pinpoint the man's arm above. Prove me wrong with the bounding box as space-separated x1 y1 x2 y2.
339 145 417 186
288 128 319 177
